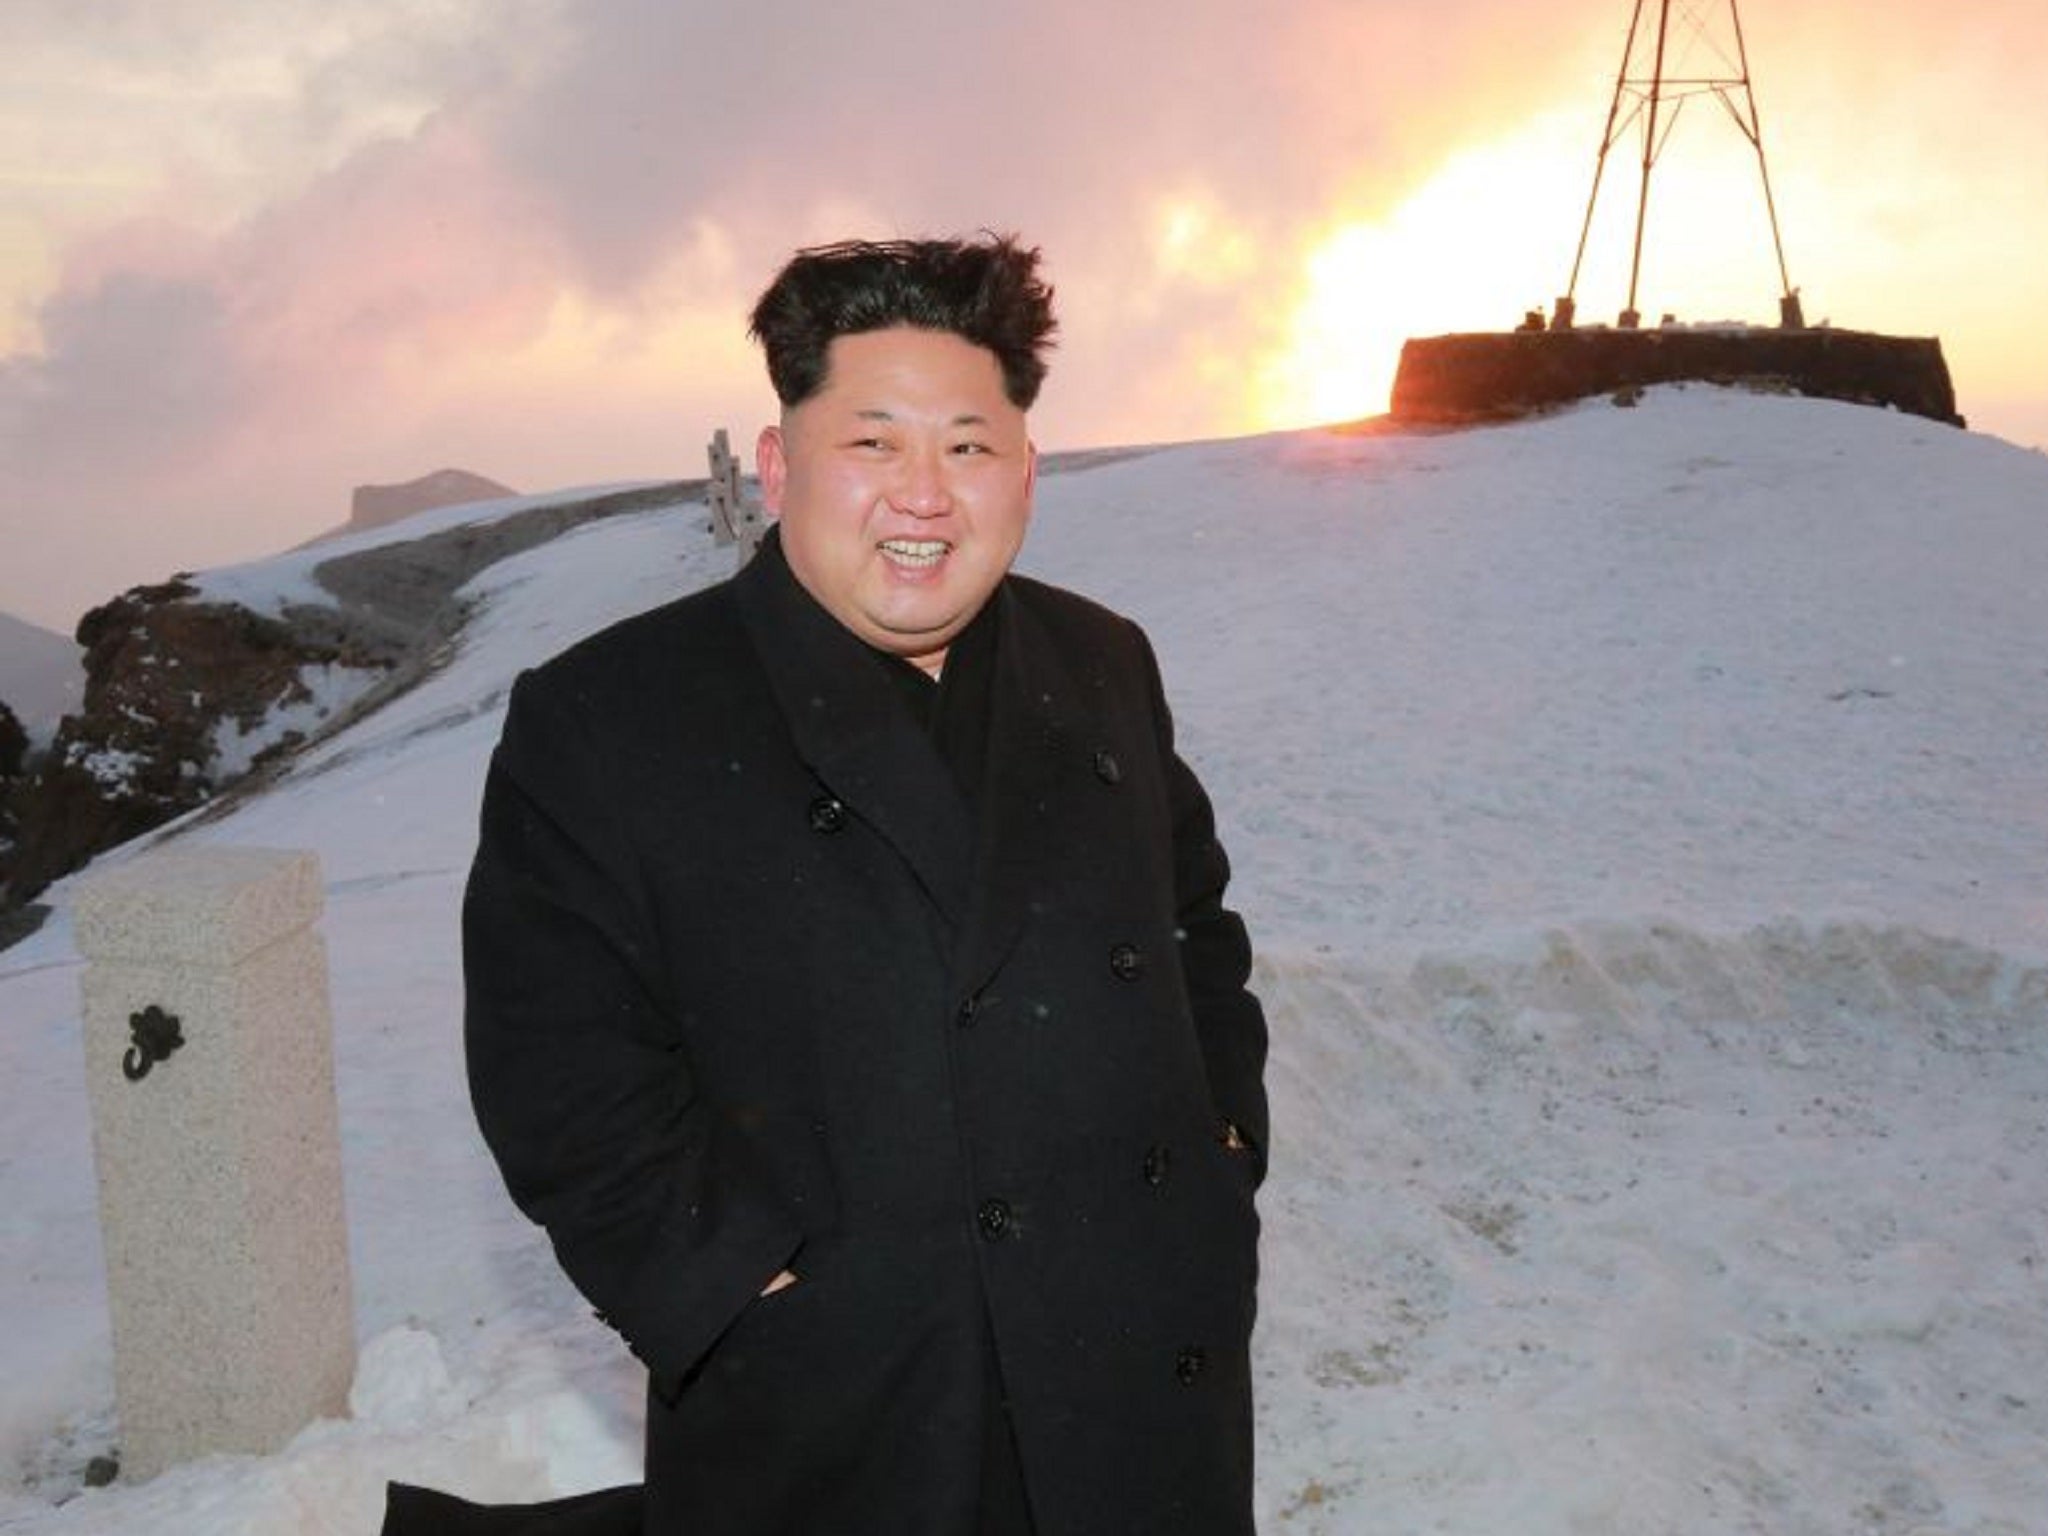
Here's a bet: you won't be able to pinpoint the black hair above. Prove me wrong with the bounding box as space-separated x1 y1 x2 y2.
748 234 1057 410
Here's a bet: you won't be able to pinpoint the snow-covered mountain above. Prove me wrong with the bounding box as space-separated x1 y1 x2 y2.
3 388 2045 1534
0 611 82 740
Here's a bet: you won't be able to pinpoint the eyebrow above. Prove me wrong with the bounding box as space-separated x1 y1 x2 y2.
852 409 991 427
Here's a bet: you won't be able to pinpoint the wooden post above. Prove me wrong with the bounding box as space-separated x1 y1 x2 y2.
73 845 354 1481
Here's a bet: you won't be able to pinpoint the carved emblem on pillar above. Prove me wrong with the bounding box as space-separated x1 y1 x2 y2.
122 1005 184 1082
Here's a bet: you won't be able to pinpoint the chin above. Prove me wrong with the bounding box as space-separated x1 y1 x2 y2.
870 620 957 656
871 593 964 638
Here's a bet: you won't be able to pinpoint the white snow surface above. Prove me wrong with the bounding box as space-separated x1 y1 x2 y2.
189 481 664 619
3 388 2045 1534
206 664 387 781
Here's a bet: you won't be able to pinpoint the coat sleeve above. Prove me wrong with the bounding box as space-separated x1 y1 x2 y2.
1132 623 1272 1184
463 670 803 1385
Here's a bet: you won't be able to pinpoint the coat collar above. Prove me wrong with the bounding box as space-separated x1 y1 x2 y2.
733 531 1107 980
734 529 975 927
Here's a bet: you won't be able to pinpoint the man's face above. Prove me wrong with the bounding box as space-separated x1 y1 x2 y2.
758 326 1037 674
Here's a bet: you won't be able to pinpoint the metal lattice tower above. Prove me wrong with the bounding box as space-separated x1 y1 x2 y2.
1556 0 1800 330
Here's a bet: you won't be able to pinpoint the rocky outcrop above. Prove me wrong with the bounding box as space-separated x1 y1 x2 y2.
0 701 31 944
0 699 24 871
1390 327 1964 428
0 578 389 908
0 700 23 783
0 480 695 923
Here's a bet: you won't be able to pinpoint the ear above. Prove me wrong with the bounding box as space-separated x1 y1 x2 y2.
756 424 787 518
1023 440 1039 503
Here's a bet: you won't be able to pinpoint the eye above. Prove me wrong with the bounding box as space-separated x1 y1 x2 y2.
950 441 991 456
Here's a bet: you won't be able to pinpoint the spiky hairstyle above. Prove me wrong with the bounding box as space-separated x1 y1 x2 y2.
748 234 1057 410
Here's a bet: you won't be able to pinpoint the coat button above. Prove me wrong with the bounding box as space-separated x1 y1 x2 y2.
808 796 846 833
976 1198 1013 1241
1142 1145 1171 1188
1108 942 1144 981
1175 1345 1207 1385
1092 749 1122 785
955 994 980 1028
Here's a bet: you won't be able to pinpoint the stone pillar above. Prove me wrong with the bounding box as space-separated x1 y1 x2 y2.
706 427 767 566
74 845 354 1482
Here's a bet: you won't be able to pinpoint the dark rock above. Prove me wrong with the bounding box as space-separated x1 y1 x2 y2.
0 699 24 876
0 699 24 780
0 901 48 948
3 585 387 907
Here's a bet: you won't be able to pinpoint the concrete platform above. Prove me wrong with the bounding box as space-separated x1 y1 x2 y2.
1391 327 1962 428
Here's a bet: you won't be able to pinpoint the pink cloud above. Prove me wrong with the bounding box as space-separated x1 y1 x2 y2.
4 0 2043 630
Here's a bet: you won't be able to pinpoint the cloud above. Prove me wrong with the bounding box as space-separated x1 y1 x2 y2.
5 3 1515 568
9 266 242 477
3 0 2045 628
4 114 562 471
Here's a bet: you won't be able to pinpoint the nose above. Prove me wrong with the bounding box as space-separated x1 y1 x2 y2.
889 444 953 517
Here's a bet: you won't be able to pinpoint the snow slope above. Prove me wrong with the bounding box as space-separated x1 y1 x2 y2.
189 481 663 622
3 388 2044 1534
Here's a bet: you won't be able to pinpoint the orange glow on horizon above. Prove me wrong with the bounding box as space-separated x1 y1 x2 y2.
1245 118 1581 431
1244 92 1855 433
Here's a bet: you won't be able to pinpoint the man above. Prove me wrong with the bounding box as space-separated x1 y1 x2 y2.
460 235 1267 1535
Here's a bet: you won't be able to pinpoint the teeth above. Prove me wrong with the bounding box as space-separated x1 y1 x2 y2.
879 539 948 566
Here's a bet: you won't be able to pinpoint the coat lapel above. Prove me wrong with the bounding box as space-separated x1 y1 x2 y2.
734 533 974 928
952 584 1095 992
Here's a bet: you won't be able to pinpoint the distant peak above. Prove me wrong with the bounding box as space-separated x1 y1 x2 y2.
347 469 519 533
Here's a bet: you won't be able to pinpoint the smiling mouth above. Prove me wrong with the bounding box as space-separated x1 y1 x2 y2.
877 538 950 569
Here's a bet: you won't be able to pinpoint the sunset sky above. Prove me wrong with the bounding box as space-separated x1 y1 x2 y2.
3 0 2044 632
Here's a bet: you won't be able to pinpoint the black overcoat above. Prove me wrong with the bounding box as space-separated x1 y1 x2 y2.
463 534 1269 1535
